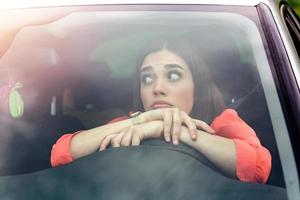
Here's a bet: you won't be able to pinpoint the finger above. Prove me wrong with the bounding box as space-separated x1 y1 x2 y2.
163 109 172 142
171 108 181 145
99 134 118 151
181 111 197 140
132 133 141 146
111 132 125 147
120 127 133 147
193 119 216 134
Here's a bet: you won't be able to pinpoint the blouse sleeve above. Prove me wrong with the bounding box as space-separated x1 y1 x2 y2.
50 132 79 167
210 109 271 183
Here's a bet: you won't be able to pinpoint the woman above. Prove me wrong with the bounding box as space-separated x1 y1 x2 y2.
51 37 271 184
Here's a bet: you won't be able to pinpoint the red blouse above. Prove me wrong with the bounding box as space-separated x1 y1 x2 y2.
50 109 271 183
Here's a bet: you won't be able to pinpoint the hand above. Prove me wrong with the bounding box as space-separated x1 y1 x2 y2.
135 108 215 145
99 121 163 151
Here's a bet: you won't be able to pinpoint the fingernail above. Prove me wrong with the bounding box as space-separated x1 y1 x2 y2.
174 140 179 145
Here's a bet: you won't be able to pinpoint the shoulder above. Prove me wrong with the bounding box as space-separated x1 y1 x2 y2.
211 109 240 126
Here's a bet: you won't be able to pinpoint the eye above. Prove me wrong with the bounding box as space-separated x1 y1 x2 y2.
167 71 182 81
141 74 155 85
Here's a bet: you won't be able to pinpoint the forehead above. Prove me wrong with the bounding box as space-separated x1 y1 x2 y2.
141 50 189 70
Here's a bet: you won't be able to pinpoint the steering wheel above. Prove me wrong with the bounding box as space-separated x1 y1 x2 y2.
0 139 287 200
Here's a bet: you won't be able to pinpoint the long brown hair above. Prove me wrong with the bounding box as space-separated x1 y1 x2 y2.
132 37 225 123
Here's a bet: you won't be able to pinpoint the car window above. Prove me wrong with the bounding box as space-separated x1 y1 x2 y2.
0 4 298 199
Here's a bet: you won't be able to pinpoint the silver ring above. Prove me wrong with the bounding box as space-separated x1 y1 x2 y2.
130 111 142 125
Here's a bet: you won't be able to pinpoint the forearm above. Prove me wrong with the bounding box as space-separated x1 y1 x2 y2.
70 119 132 159
180 128 236 178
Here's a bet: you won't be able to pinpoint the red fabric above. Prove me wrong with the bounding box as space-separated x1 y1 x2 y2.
50 133 77 167
210 109 271 183
50 109 271 183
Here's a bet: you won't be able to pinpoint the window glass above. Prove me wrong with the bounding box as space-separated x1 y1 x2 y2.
0 7 296 198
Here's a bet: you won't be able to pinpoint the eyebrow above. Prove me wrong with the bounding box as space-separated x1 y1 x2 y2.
165 64 184 70
140 66 153 72
141 64 184 72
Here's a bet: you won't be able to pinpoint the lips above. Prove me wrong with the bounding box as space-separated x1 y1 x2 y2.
150 100 173 109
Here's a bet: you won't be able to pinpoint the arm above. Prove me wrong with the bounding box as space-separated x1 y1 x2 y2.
51 117 132 167
52 107 200 167
179 128 236 178
180 109 271 183
70 118 132 159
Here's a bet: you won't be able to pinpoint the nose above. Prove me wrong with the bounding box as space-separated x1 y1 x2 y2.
153 79 167 96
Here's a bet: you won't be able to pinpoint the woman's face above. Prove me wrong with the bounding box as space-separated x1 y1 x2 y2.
140 50 194 114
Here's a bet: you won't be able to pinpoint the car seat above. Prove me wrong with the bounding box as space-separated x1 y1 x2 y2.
64 61 129 128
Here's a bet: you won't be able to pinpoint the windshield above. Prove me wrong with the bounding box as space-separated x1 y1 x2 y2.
0 5 297 199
